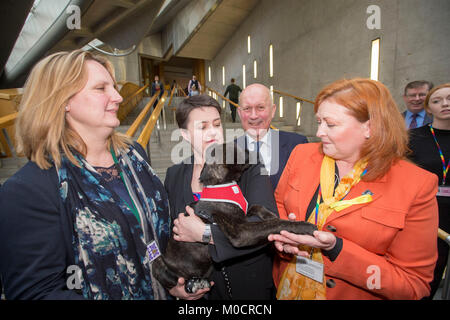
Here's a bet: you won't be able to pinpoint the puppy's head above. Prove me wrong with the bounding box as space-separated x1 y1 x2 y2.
200 143 251 185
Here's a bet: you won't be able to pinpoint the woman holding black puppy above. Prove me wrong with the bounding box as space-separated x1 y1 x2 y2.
164 94 278 300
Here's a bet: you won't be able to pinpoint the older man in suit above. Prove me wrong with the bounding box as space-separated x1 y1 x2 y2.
237 84 308 191
402 80 433 129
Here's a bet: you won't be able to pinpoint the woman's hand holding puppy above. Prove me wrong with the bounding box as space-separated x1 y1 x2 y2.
173 206 205 243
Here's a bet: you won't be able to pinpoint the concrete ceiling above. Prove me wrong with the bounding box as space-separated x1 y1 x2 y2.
51 0 162 53
1 0 259 87
177 0 260 60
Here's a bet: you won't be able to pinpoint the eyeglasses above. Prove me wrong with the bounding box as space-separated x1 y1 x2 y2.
406 93 427 99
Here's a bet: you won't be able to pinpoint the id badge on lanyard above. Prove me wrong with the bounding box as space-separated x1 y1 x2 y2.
296 255 324 283
437 186 450 197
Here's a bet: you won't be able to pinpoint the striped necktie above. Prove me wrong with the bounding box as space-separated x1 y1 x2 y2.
254 141 263 164
409 113 419 129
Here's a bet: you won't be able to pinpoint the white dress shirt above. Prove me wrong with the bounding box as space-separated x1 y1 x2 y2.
246 129 273 175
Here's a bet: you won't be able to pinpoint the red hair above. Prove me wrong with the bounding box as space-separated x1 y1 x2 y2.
314 78 408 181
424 83 450 114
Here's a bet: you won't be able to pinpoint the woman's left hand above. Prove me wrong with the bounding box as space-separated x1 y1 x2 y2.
173 206 205 243
268 230 337 256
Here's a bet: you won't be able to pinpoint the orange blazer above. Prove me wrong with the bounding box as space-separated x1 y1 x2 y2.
273 143 439 300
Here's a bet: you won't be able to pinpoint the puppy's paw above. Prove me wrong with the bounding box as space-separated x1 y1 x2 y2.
185 277 211 293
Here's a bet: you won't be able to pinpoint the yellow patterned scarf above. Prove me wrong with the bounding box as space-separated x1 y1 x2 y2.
276 155 371 300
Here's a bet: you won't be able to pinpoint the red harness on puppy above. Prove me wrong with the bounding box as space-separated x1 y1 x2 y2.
198 182 248 214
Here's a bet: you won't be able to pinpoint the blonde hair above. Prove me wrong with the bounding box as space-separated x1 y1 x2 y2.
16 49 130 169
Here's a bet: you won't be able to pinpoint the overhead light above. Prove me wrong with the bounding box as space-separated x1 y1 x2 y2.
243 64 246 88
279 96 283 117
269 44 274 77
370 38 380 81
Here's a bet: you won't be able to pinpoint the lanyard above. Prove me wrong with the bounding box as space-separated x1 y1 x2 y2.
429 125 450 185
110 146 141 225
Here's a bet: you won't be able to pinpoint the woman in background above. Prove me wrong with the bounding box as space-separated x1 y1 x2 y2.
409 83 450 299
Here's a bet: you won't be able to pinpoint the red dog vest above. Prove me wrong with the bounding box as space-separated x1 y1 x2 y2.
199 182 248 214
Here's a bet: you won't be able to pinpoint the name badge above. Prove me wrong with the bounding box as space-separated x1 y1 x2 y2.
147 241 161 262
437 186 450 197
296 256 324 283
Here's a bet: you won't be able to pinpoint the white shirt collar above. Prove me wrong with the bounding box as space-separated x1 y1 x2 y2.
245 128 272 146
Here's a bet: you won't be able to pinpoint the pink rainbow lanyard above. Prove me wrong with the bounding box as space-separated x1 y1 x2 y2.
429 125 450 185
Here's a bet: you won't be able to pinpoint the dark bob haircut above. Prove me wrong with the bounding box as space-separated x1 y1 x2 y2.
176 94 222 129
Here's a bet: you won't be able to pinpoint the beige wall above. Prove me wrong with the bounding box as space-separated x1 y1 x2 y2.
205 0 450 136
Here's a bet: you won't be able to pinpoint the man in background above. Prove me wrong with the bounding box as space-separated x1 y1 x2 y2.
151 75 165 110
237 83 308 191
402 80 433 129
224 78 242 123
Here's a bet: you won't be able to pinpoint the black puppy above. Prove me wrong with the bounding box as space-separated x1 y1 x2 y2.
152 143 317 294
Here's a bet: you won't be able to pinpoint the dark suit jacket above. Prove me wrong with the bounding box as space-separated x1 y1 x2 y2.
164 159 278 300
236 130 308 191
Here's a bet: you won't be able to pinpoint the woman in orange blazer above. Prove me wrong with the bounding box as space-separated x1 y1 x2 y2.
270 78 438 300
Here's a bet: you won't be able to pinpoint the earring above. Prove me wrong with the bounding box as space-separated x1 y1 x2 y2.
65 105 69 112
